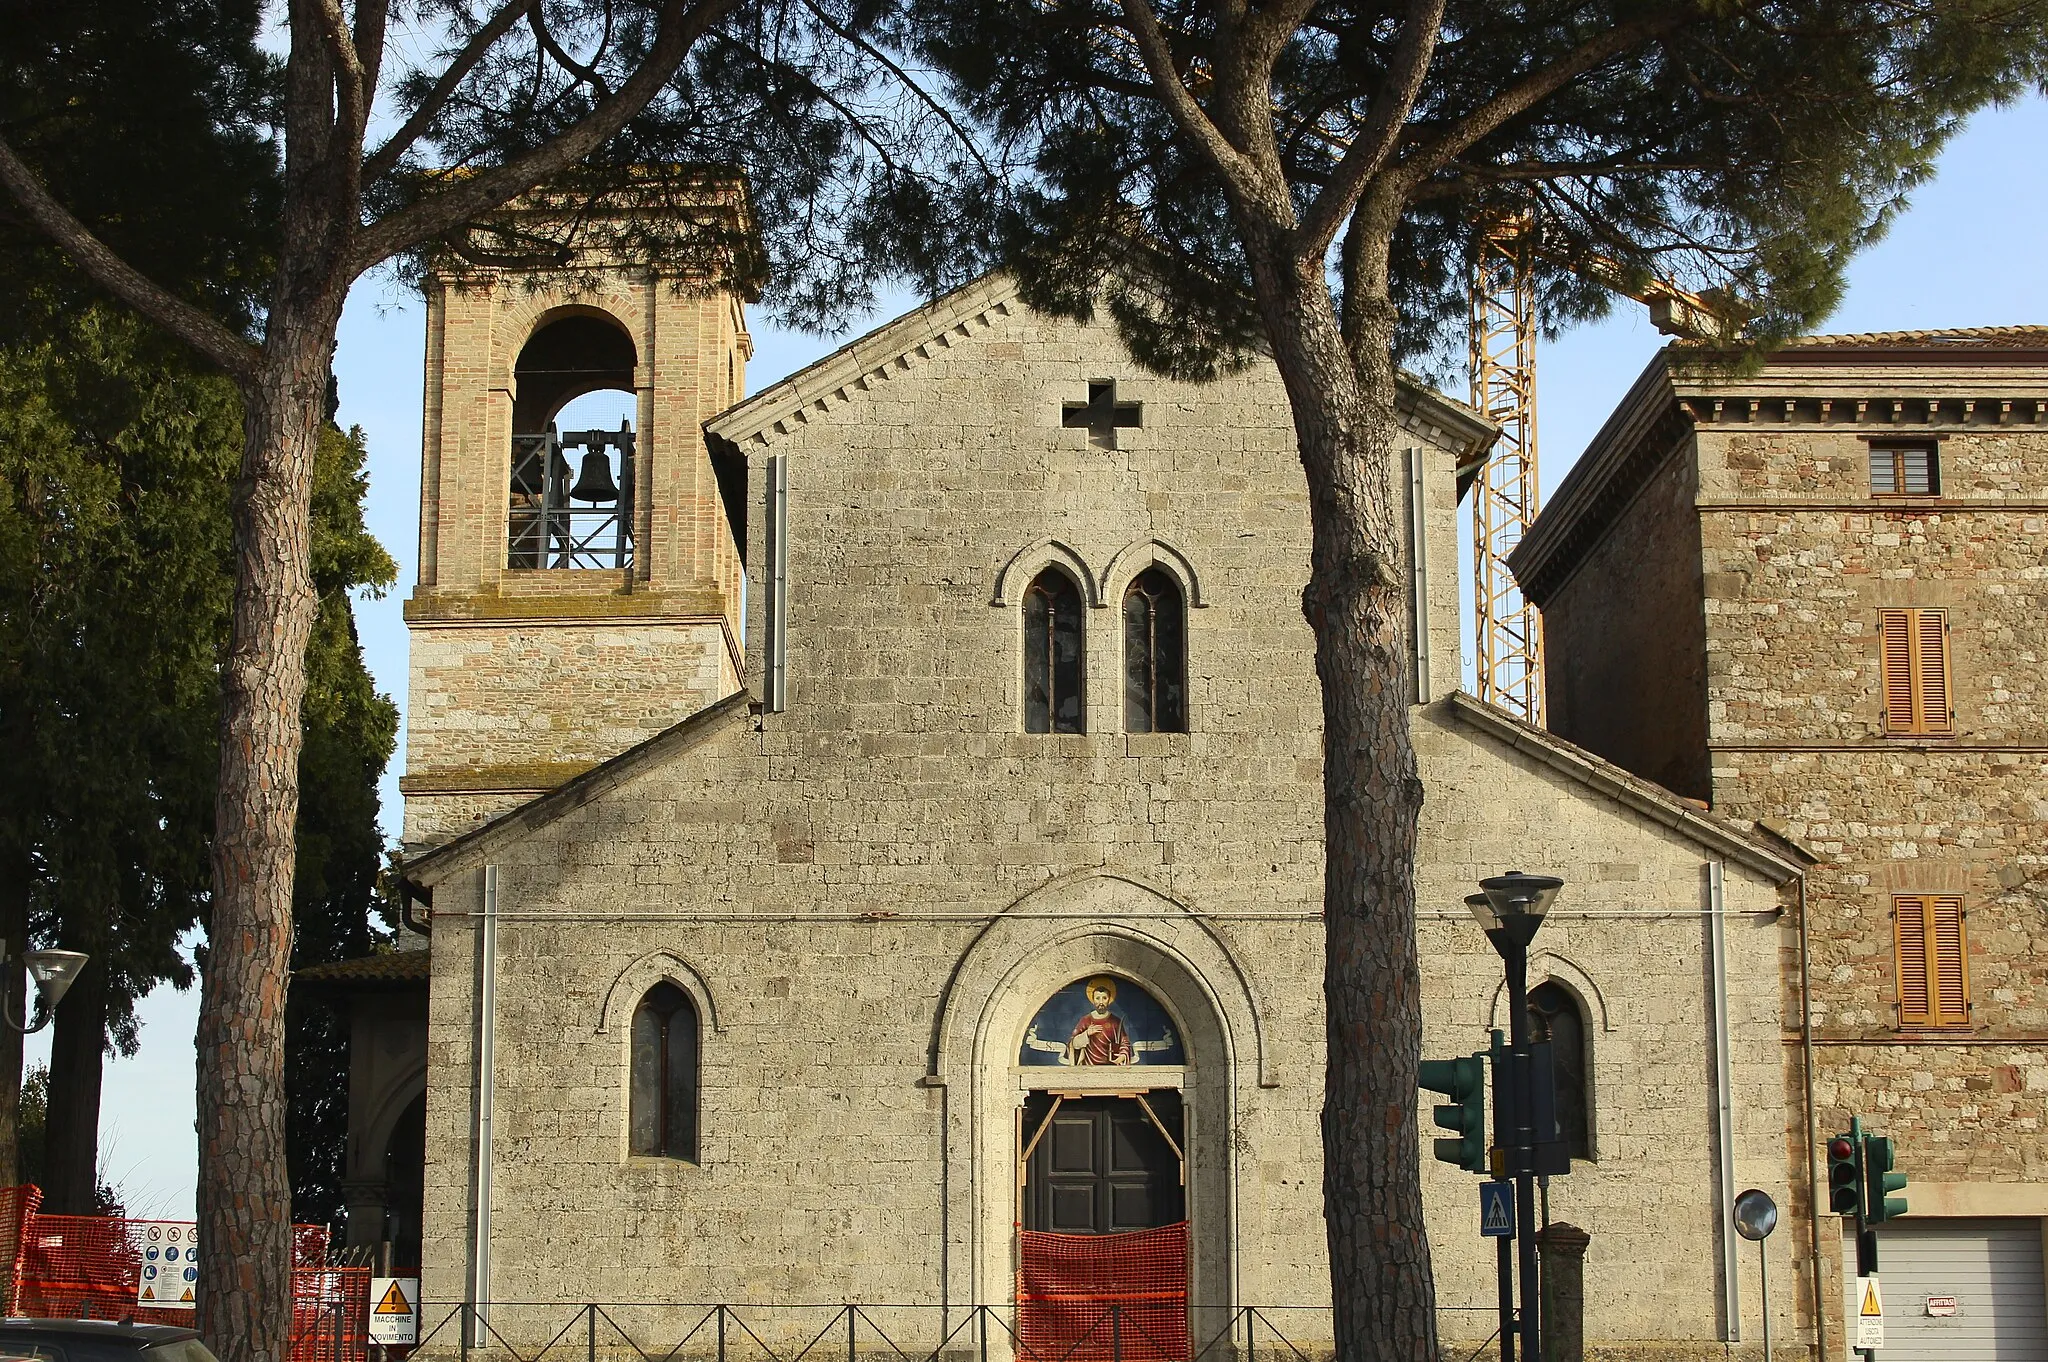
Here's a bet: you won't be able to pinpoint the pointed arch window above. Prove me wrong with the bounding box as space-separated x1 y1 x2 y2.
1527 982 1591 1161
1123 568 1187 733
1023 568 1085 733
629 982 699 1161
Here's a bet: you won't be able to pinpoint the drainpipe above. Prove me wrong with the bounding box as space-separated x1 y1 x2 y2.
1707 860 1740 1342
467 865 499 1341
1797 874 1827 1362
1407 447 1432 703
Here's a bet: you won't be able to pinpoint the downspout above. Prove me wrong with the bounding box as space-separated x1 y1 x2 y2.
1407 447 1432 703
468 865 499 1340
1797 873 1827 1362
766 454 789 712
1707 860 1740 1342
399 878 433 936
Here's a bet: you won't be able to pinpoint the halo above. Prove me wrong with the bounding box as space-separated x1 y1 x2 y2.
1084 975 1118 1002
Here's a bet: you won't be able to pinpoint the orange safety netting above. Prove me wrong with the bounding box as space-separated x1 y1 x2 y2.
1017 1222 1189 1362
0 1185 369 1362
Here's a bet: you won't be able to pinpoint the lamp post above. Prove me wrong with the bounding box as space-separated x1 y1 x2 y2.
1466 870 1564 1362
1 940 90 1034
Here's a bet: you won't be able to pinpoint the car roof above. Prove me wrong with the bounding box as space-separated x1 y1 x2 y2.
0 1320 202 1346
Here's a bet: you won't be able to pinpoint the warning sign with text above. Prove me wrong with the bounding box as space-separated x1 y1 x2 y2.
1855 1275 1884 1349
368 1276 420 1346
134 1222 198 1310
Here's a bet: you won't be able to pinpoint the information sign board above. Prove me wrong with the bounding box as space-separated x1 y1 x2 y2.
135 1222 198 1309
369 1276 420 1346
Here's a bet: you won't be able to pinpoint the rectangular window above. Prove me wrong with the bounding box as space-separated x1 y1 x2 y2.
1894 895 1969 1028
1869 444 1937 496
1878 608 1952 735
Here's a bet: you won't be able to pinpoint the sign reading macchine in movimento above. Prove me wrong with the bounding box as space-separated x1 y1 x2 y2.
1479 1180 1514 1238
134 1221 197 1309
368 1276 420 1346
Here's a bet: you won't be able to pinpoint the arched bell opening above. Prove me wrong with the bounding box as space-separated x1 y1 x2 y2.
508 312 639 570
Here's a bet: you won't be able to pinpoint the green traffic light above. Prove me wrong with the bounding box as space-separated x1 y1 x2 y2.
1863 1134 1909 1223
1419 1053 1488 1174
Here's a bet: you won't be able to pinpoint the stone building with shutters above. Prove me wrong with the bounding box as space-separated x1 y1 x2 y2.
1509 328 2048 1359
314 183 1834 1362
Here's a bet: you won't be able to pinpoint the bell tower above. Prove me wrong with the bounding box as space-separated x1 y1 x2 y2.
401 180 757 848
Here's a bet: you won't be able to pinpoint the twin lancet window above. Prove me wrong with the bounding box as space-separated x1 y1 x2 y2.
1022 566 1187 734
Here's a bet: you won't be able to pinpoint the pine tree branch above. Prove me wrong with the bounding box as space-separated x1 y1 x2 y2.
349 0 742 274
1295 0 1446 255
0 138 261 383
363 0 535 185
798 0 996 180
1391 7 1696 195
1115 0 1263 206
312 0 369 157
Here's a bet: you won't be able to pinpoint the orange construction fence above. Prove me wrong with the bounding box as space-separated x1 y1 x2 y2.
1017 1221 1190 1362
0 1185 370 1362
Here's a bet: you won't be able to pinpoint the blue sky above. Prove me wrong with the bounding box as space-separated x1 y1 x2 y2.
55 94 2048 1221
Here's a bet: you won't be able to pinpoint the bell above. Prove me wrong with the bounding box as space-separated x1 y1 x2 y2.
569 448 620 503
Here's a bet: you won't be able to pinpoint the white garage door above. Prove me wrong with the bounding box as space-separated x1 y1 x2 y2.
1850 1219 2048 1361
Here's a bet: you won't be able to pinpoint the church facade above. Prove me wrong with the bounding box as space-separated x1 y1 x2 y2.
334 190 1817 1360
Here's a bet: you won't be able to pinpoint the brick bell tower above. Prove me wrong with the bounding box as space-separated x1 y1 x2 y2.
401 179 758 848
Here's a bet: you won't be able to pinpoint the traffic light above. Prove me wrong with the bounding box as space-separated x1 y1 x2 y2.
1827 1132 1862 1216
1863 1134 1908 1223
1419 1053 1488 1173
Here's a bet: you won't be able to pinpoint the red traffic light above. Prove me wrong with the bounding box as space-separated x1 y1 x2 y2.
1828 1137 1854 1160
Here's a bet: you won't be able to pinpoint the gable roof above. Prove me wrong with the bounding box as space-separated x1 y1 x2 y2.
1443 691 1812 883
706 272 1498 464
404 689 757 884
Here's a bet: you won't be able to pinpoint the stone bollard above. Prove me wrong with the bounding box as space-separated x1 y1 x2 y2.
1535 1222 1590 1362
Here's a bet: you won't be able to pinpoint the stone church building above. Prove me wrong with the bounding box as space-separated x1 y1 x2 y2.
309 185 1818 1360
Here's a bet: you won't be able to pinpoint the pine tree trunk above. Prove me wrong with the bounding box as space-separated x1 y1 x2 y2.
1242 241 1435 1362
41 955 108 1214
196 332 333 1362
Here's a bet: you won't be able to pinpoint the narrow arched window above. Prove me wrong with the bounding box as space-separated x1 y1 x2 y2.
629 983 699 1160
1528 982 1591 1160
1023 568 1085 733
1123 568 1186 733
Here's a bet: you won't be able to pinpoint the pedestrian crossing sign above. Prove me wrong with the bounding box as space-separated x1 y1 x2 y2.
1480 1180 1514 1238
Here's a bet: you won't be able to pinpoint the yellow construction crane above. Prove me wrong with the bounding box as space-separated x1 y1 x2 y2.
1466 214 1735 722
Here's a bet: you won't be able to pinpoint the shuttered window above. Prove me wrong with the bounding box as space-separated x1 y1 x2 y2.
1870 444 1937 496
1894 895 1969 1028
1878 608 1952 735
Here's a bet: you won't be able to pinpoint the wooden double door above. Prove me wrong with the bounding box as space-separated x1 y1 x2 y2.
1022 1091 1185 1235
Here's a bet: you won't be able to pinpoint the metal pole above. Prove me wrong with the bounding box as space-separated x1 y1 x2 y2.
1496 1233 1516 1362
848 1304 857 1362
718 1305 728 1362
1505 943 1540 1362
977 1305 987 1362
588 1303 597 1362
1111 1305 1121 1362
1758 1241 1771 1362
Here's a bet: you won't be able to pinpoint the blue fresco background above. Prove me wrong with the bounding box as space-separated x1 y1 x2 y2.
1019 975 1187 1065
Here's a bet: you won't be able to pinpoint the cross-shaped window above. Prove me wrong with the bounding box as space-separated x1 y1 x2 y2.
1062 380 1142 449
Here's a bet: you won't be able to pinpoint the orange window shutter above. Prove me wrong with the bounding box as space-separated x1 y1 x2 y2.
1894 896 1932 1025
1880 611 1916 733
1917 610 1952 733
1930 896 1968 1025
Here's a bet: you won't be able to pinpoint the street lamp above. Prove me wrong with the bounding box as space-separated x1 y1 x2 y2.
1464 871 1564 1362
1 940 90 1035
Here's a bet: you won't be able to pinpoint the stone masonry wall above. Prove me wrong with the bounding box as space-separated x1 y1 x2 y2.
1694 416 2048 1186
1538 443 1711 801
411 299 1800 1360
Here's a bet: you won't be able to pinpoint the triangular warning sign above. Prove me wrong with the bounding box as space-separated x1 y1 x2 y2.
180 1288 195 1302
1860 1280 1882 1316
1482 1189 1511 1232
376 1281 413 1315
141 1286 157 1301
